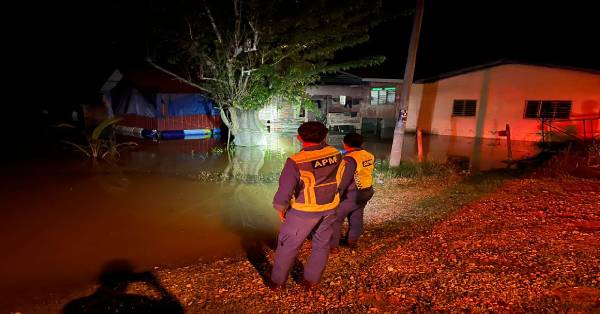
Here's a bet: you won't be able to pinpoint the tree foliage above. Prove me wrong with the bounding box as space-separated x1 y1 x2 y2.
155 0 386 114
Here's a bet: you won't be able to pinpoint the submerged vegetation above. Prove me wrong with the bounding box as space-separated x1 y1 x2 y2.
374 159 457 180
192 150 458 184
62 117 138 160
187 147 288 183
192 170 281 184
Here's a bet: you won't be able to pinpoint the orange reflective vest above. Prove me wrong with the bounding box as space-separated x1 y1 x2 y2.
345 149 375 190
289 145 343 212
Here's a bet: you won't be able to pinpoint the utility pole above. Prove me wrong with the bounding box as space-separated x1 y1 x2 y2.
389 0 425 167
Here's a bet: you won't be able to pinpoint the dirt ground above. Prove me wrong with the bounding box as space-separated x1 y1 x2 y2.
17 173 600 313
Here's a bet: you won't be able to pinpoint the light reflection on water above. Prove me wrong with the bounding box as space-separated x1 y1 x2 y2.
119 132 539 178
0 132 539 310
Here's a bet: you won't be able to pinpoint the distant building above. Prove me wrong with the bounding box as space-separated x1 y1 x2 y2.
258 72 403 137
100 62 221 135
407 60 600 141
260 60 600 143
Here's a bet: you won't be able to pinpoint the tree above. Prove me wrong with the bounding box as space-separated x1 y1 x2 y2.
155 0 385 146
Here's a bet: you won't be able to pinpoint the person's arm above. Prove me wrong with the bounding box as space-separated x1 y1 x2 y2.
272 158 299 221
338 156 357 198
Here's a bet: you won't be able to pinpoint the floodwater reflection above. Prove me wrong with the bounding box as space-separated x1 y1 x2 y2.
0 132 539 312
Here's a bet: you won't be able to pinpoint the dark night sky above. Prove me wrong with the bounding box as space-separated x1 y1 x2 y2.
347 0 600 79
13 0 600 109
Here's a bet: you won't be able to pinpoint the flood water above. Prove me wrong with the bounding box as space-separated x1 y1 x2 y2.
0 132 539 311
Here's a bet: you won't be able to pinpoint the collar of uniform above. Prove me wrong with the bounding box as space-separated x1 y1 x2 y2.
345 148 363 153
301 143 327 151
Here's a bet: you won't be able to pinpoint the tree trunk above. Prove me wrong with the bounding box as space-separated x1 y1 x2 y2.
223 108 267 146
232 146 265 177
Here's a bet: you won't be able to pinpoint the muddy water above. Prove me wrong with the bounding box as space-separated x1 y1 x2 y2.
1 166 279 310
395 134 541 170
0 132 538 311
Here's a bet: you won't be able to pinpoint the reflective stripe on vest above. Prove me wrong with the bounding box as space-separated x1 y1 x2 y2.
289 145 343 212
346 149 375 189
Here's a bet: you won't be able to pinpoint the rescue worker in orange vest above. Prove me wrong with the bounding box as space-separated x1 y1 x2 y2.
330 132 375 252
268 122 342 290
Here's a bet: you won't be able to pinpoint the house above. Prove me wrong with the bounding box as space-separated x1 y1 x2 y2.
358 77 403 138
258 72 403 136
100 62 221 139
406 60 600 142
258 72 365 132
306 72 365 131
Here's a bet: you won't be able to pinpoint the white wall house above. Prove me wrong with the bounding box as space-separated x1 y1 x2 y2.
406 61 600 141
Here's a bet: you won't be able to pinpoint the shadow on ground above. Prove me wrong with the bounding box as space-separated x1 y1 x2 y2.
62 260 183 314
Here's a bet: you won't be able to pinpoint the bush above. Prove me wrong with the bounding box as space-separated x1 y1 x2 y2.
534 142 600 179
586 142 600 166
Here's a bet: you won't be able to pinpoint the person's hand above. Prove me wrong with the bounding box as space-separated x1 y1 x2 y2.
273 203 288 222
278 210 286 222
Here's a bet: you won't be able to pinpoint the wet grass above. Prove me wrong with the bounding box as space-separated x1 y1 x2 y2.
191 170 281 184
419 171 512 206
415 171 511 219
375 159 456 179
373 170 515 236
208 158 455 184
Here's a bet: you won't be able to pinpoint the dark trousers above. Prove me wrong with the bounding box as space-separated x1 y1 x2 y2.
271 210 336 285
330 200 365 248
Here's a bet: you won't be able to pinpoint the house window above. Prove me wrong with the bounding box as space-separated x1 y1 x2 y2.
370 87 396 105
452 99 477 116
524 100 572 119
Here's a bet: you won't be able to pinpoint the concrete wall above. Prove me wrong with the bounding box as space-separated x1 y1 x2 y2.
405 83 423 132
414 64 600 141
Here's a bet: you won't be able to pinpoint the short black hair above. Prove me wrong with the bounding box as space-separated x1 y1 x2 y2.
297 122 328 143
343 132 363 148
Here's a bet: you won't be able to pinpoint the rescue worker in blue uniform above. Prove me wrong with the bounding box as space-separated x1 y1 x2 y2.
269 122 342 290
330 132 375 252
